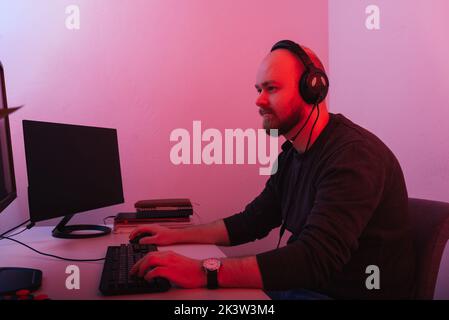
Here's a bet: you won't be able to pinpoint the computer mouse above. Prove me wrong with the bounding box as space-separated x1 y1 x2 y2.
129 232 153 244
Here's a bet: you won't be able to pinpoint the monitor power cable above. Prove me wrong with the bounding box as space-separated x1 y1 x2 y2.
0 222 106 262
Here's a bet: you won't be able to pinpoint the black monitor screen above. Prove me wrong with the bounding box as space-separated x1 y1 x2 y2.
23 120 124 222
0 63 17 213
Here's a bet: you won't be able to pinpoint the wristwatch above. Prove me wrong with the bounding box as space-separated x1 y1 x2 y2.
202 258 221 289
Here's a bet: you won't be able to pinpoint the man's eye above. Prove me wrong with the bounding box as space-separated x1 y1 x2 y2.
267 86 276 92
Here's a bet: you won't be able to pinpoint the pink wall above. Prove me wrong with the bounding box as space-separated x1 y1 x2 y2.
329 0 449 202
0 0 329 256
329 0 449 299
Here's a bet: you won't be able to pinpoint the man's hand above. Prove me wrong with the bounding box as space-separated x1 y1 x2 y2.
129 220 231 246
129 225 179 246
130 251 206 288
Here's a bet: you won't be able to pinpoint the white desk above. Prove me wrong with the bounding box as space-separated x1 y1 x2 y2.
0 226 269 300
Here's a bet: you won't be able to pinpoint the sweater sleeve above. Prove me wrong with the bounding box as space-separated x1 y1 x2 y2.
223 168 282 246
256 143 386 290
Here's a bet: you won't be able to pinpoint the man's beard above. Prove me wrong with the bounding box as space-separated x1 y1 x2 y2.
261 108 301 136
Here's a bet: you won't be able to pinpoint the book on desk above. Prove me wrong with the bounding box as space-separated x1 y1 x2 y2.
113 198 194 233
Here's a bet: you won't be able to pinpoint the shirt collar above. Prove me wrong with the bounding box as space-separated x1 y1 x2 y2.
281 140 293 152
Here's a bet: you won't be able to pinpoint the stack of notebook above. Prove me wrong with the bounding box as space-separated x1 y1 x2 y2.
113 198 194 233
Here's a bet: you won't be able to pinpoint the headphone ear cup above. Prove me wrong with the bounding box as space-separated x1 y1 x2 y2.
299 69 329 105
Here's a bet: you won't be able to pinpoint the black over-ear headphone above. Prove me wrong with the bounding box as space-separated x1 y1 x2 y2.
271 40 329 105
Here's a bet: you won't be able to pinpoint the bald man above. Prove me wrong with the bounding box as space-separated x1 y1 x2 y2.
130 40 416 299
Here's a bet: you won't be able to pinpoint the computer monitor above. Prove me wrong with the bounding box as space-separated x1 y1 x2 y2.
23 120 125 239
0 63 17 213
0 61 42 295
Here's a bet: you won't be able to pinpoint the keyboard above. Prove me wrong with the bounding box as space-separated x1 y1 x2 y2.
99 244 171 296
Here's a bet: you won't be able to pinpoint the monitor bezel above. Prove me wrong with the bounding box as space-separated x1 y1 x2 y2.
0 62 17 213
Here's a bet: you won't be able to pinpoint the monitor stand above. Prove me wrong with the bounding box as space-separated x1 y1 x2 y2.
52 214 111 239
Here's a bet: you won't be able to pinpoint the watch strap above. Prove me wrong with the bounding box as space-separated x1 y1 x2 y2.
206 269 218 289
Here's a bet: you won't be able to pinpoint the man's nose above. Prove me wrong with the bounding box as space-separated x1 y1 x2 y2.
256 91 269 108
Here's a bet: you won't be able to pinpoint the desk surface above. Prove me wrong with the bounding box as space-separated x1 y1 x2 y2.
0 226 269 300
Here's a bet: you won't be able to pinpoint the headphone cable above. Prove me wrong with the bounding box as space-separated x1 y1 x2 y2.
277 102 320 249
305 103 320 152
290 105 316 142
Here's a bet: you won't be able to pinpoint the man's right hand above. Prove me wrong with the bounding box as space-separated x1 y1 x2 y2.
129 225 180 246
129 220 230 246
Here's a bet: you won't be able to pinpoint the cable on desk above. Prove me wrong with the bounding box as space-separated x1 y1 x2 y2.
0 235 106 262
0 219 31 238
103 215 116 225
191 201 203 224
192 209 203 224
5 227 28 238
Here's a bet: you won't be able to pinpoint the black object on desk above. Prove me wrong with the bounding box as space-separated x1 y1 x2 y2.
116 211 191 222
135 198 193 213
129 232 154 244
0 268 42 295
99 244 171 295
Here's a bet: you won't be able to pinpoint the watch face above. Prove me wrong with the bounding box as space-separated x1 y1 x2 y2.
203 258 221 271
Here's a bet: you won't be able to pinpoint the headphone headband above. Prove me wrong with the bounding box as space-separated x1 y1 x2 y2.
271 40 315 71
270 40 329 105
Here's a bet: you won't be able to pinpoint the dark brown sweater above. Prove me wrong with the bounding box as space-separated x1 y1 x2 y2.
223 113 416 299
